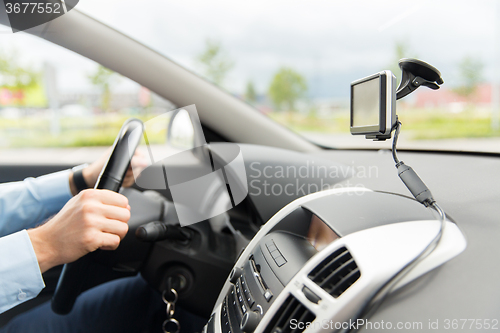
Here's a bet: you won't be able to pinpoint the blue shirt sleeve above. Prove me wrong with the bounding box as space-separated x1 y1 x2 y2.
0 169 73 313
0 169 73 237
0 230 46 313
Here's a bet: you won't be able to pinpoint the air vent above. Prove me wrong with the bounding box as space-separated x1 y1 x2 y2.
308 246 360 297
264 296 316 333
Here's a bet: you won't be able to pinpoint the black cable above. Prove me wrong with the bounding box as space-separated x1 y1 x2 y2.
351 203 445 327
391 117 402 165
346 121 446 332
392 120 435 207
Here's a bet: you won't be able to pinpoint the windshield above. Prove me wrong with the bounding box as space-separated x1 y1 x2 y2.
1 1 498 154
77 0 499 153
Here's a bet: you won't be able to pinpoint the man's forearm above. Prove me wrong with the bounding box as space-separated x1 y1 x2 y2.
0 170 73 237
27 227 57 273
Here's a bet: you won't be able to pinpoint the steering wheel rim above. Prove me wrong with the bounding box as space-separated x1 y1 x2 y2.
51 118 144 315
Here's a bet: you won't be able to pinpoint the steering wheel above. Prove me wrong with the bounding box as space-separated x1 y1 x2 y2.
51 118 144 315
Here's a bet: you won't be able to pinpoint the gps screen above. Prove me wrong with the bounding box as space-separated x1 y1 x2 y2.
351 76 380 128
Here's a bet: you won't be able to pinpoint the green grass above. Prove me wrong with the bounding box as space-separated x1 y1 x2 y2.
399 109 500 140
269 112 350 133
1 108 499 148
0 114 168 148
269 108 500 140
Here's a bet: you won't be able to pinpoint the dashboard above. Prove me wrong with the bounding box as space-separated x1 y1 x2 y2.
0 144 497 332
205 188 466 333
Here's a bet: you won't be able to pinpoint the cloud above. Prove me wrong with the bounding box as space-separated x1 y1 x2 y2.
1 0 497 96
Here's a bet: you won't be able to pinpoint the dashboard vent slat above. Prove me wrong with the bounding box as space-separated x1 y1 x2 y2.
274 296 297 330
309 248 350 280
264 296 316 333
308 246 360 298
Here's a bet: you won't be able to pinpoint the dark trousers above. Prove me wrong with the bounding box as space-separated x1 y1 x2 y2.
1 275 207 333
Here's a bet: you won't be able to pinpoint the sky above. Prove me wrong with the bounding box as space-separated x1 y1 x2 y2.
0 0 498 100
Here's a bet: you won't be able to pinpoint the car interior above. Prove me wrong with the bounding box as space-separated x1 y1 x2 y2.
1 7 500 333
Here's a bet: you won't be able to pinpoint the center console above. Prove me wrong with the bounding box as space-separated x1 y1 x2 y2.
204 188 466 333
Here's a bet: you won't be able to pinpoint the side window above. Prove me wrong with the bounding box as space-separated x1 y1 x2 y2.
0 32 176 160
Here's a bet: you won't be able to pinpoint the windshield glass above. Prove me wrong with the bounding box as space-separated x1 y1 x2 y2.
13 0 500 153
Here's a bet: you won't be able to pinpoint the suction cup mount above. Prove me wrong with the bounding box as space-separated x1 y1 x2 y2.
350 58 444 142
396 58 444 100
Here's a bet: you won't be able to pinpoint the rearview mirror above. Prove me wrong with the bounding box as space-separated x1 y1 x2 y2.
167 108 196 150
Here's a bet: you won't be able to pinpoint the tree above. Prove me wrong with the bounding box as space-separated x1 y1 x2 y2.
389 40 416 86
88 65 120 112
245 80 257 104
196 39 234 86
0 48 40 105
453 56 483 99
268 67 307 111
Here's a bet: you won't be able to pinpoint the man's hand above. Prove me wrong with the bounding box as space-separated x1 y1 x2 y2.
69 149 148 195
27 189 131 273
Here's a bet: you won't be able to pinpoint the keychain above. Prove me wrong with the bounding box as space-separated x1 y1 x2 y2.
162 288 180 333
